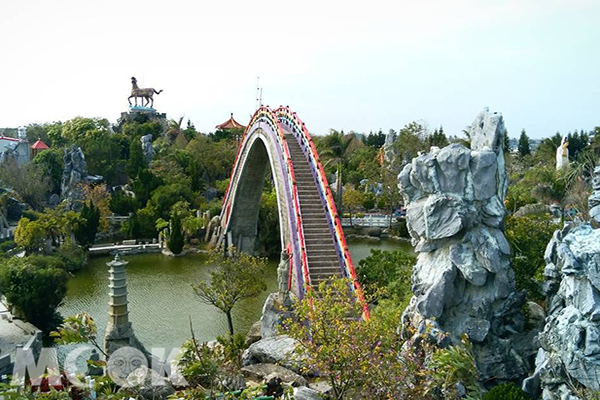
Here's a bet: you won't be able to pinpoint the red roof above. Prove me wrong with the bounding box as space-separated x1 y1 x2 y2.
215 113 246 130
31 140 49 150
0 135 19 142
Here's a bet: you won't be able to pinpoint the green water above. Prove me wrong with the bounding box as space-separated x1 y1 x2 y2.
58 239 412 351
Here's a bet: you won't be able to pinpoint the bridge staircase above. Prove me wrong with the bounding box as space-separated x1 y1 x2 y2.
284 133 343 288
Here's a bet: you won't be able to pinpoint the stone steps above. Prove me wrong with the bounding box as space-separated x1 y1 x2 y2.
284 132 343 286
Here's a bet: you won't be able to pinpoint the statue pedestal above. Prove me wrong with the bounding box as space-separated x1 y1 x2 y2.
129 105 157 114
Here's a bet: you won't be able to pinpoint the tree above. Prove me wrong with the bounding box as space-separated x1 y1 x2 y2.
193 248 267 335
505 215 559 300
14 217 47 254
357 249 416 310
127 137 146 178
282 278 482 399
82 183 112 232
167 215 185 255
0 256 69 330
518 129 531 157
428 126 449 148
73 201 100 248
0 160 51 211
32 148 64 195
342 186 364 223
256 185 280 258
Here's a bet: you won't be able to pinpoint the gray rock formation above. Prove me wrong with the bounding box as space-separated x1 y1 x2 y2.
524 222 600 399
399 108 535 384
241 335 304 373
590 166 600 228
141 134 154 165
241 363 307 387
293 386 321 400
61 146 88 211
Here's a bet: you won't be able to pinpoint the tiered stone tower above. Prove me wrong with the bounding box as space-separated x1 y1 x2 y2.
103 253 147 357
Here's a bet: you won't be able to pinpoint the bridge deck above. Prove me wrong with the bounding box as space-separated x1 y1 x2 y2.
285 132 344 286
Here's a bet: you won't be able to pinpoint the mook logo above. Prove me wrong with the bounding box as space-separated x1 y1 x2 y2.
8 346 188 390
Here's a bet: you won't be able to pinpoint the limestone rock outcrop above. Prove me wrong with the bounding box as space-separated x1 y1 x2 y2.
61 146 88 210
141 134 154 165
590 166 600 228
399 108 535 383
524 221 600 399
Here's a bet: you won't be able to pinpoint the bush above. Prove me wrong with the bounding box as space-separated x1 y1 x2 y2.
0 240 16 253
57 238 88 272
505 215 559 300
484 383 531 400
0 256 68 331
357 249 416 310
109 190 139 215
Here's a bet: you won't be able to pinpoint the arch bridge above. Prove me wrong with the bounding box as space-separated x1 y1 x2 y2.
216 106 368 317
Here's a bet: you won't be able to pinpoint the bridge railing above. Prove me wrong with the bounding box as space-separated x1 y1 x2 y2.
275 107 370 319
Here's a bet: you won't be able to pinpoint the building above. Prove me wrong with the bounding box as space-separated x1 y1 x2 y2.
30 139 49 159
0 129 29 165
215 113 246 130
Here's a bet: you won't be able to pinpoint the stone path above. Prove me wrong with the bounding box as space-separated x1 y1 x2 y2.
0 301 38 359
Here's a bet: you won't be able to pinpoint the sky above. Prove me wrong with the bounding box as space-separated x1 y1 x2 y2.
1 0 599 139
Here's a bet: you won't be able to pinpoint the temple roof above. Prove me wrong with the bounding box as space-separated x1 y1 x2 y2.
215 113 246 130
31 139 49 150
0 135 20 142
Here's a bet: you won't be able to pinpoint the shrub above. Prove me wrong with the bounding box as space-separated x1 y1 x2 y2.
0 256 68 330
505 215 559 300
357 249 416 310
483 383 531 400
57 238 88 272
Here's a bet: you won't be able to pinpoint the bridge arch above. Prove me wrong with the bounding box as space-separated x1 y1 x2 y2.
217 107 368 316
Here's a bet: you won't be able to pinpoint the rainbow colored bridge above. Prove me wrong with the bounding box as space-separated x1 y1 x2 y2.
216 107 368 317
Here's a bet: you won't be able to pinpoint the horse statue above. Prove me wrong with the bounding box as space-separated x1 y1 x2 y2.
128 77 162 108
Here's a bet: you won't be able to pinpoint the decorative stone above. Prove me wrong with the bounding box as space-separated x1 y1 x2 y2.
399 108 536 385
140 134 154 165
245 321 262 346
60 146 88 211
293 386 321 400
241 335 304 373
241 363 307 387
526 221 600 399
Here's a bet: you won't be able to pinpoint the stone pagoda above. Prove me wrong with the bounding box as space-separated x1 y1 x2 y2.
103 253 147 358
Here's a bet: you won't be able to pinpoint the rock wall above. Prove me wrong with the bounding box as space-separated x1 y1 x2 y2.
399 108 535 383
524 167 600 399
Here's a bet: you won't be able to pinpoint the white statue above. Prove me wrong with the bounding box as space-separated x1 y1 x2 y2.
17 126 27 141
556 136 569 170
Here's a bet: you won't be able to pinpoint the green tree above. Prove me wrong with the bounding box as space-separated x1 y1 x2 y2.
518 129 531 157
0 256 69 330
32 148 64 195
428 126 449 148
77 130 127 185
73 201 100 248
193 248 267 335
256 185 280 258
0 160 51 211
14 217 47 254
167 215 185 255
505 215 558 300
61 116 109 143
127 137 146 178
357 249 416 310
109 190 139 215
342 186 364 223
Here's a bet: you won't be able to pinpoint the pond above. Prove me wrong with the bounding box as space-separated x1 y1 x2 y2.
58 238 413 353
